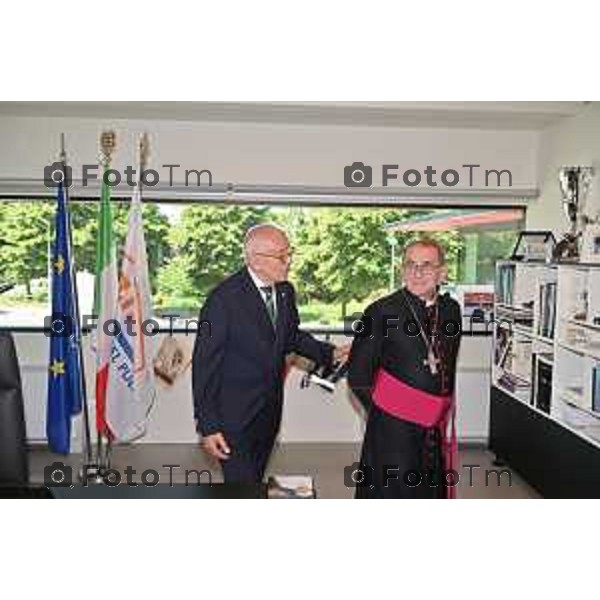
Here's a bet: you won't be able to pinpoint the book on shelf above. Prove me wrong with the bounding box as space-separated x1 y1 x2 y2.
538 281 557 339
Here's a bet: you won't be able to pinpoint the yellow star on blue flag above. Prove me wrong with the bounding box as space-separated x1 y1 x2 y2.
53 254 65 275
49 360 65 377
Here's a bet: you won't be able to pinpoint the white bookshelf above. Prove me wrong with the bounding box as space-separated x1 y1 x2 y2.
492 260 600 449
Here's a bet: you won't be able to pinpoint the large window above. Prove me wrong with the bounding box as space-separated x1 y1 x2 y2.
0 200 525 328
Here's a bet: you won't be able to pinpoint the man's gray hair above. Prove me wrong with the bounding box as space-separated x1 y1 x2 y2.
244 223 287 258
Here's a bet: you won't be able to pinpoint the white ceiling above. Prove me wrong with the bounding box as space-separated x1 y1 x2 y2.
0 101 588 130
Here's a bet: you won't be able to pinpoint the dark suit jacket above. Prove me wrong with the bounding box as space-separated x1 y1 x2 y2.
192 267 334 438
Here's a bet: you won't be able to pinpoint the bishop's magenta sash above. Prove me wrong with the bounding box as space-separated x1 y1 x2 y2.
372 368 457 499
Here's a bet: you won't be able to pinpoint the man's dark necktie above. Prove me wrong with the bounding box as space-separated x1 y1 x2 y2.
261 286 276 327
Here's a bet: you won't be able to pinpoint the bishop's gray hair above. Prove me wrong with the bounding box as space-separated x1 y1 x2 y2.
402 237 447 265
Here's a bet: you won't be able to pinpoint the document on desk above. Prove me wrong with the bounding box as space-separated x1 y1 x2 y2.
267 475 315 499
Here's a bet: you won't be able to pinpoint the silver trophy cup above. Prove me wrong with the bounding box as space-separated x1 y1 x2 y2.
554 166 594 261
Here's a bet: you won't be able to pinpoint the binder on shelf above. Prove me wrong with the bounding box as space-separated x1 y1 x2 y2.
592 365 600 414
535 359 553 414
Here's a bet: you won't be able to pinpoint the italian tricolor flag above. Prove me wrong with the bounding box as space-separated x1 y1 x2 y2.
93 166 118 439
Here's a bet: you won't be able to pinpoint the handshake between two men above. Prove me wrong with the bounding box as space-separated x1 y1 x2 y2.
202 344 351 464
192 227 462 500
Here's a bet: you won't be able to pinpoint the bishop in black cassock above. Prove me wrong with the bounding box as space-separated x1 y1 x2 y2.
347 240 462 499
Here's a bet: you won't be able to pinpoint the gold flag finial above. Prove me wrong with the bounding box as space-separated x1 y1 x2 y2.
139 132 150 172
100 130 117 167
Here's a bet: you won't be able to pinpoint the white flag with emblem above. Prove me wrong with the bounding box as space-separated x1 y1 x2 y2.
106 181 156 441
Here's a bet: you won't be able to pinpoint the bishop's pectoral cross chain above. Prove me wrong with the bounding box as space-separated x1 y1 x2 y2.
425 347 440 376
402 290 441 376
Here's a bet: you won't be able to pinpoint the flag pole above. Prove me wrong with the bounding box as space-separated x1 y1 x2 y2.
96 131 117 475
59 134 95 475
139 132 149 194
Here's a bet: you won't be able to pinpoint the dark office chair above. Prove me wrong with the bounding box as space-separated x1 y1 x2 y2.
0 332 29 484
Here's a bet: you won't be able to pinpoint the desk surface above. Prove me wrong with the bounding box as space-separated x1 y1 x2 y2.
0 484 267 499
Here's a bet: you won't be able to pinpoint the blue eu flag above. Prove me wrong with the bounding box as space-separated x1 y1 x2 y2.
46 182 84 454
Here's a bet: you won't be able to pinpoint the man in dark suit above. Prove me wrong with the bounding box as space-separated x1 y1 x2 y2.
192 224 348 483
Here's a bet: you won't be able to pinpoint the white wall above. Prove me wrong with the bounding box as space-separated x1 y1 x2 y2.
0 115 538 189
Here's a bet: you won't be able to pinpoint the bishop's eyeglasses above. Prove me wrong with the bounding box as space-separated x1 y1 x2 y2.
403 260 441 276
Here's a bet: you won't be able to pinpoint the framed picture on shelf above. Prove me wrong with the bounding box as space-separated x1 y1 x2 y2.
510 230 556 262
